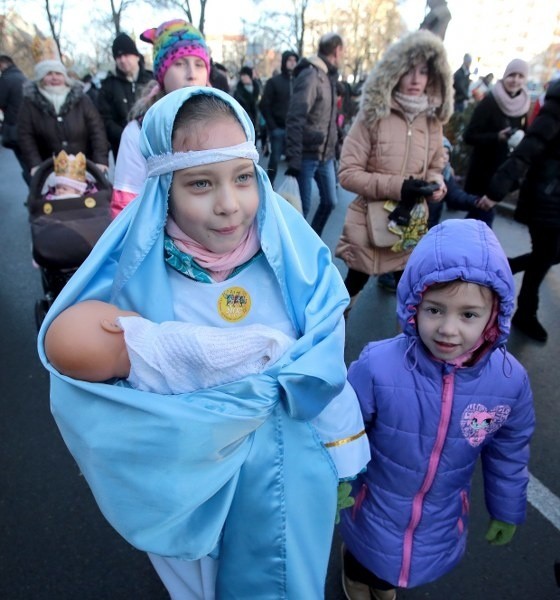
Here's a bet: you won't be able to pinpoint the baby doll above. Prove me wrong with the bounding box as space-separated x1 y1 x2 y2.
44 299 295 392
47 150 88 199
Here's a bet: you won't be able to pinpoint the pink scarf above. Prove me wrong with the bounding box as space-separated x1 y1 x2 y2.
491 80 530 117
165 217 261 282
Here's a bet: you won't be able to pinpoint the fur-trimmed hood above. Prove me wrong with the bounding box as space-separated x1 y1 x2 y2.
360 30 453 127
23 80 86 116
293 55 331 78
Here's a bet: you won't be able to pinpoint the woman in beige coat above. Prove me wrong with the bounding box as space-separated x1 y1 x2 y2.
335 30 452 312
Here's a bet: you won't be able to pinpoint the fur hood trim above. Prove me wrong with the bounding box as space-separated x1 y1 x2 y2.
360 30 453 127
23 81 85 116
293 55 328 78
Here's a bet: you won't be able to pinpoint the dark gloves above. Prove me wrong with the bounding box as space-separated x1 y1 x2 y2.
389 178 439 226
401 177 440 203
285 167 300 178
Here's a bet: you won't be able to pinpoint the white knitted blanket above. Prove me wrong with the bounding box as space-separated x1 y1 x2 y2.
117 316 295 395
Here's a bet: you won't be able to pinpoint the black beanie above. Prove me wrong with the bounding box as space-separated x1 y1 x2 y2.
239 66 253 78
112 33 140 59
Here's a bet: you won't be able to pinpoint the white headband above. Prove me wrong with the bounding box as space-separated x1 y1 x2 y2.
146 141 259 177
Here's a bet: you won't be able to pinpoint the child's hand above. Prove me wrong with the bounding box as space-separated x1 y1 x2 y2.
485 519 517 545
476 195 497 211
430 183 447 202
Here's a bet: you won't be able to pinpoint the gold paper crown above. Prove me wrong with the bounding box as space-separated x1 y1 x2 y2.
32 35 60 64
53 151 87 183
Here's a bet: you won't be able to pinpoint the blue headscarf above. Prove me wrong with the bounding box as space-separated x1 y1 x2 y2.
37 86 349 597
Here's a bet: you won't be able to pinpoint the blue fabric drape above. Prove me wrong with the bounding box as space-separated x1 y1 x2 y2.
37 87 349 597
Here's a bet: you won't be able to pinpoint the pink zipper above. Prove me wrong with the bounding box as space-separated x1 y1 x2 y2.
398 371 455 587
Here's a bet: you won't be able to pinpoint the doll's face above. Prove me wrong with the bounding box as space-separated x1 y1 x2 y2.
397 60 429 96
163 56 208 93
416 281 494 361
169 116 259 255
55 183 81 196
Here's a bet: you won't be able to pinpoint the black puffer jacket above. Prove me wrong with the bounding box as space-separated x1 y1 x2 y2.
285 54 338 169
0 64 27 125
487 80 560 229
233 80 260 128
97 63 153 156
18 81 109 170
259 51 298 131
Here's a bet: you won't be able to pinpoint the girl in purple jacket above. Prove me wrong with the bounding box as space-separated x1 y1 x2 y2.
340 218 535 600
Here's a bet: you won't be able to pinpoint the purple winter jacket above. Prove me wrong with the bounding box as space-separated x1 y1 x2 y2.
339 219 535 588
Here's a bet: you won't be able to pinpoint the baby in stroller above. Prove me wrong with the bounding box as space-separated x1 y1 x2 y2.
29 150 112 327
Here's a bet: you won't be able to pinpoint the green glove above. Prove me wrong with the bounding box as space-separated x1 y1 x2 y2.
485 519 517 545
335 482 355 524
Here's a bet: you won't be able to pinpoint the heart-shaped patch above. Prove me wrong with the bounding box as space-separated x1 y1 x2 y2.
460 403 511 447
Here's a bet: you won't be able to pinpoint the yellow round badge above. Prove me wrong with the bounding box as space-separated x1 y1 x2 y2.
217 286 251 322
43 202 53 215
84 197 97 208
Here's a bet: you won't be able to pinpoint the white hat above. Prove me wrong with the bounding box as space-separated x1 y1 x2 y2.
34 59 71 84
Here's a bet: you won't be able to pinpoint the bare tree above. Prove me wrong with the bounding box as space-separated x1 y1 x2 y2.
43 0 64 58
245 0 402 82
108 0 136 36
0 12 37 76
245 0 308 58
144 0 210 34
335 0 404 82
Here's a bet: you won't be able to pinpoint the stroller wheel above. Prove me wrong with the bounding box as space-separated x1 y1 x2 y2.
35 298 51 331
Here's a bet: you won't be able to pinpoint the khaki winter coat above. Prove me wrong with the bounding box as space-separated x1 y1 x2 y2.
335 30 452 276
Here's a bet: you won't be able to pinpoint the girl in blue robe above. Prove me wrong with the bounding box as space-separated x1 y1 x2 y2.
37 86 368 599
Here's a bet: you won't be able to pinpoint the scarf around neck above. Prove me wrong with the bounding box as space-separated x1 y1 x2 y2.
39 85 70 115
491 80 530 117
393 91 430 122
165 216 261 282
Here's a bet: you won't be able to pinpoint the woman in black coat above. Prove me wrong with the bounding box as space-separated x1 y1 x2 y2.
478 79 560 342
463 58 530 227
18 59 109 178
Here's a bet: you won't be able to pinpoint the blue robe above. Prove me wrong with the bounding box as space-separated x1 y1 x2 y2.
37 87 350 598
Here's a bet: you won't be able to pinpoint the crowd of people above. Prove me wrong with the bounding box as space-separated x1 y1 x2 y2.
0 11 558 600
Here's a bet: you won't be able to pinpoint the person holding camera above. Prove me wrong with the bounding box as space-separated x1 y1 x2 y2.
462 58 530 227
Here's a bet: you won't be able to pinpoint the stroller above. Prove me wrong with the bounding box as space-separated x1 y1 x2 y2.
28 157 112 329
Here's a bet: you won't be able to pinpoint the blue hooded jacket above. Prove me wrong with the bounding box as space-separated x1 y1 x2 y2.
37 87 351 598
340 219 535 588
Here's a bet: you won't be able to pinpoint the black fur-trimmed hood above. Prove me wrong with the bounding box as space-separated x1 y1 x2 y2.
22 81 86 116
360 30 453 127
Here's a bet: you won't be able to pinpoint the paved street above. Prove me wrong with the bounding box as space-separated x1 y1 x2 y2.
1 144 559 599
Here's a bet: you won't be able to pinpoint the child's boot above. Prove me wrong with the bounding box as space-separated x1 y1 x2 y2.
340 543 370 600
370 588 397 600
341 572 371 600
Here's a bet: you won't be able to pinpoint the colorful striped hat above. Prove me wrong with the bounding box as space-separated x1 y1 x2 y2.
140 19 210 86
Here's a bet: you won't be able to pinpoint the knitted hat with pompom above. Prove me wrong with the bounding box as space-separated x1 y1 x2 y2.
140 19 210 86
